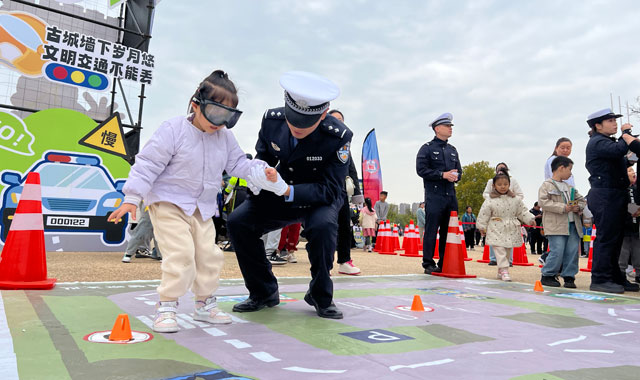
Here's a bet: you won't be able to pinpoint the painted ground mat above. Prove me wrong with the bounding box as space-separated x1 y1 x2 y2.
1 276 640 380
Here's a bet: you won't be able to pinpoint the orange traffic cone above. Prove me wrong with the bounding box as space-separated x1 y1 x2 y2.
512 241 534 266
580 224 595 272
379 221 397 255
400 222 422 257
373 221 385 252
109 313 133 341
534 280 544 292
401 225 409 251
432 212 476 278
410 295 425 311
392 224 401 251
477 244 491 263
0 172 56 290
458 221 472 261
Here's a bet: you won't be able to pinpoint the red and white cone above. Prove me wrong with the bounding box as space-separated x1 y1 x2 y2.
431 212 476 278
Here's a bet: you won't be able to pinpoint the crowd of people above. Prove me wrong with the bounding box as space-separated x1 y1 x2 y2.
106 68 640 335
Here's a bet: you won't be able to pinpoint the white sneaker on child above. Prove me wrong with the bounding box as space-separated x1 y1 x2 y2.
498 268 512 282
194 296 232 325
153 301 179 333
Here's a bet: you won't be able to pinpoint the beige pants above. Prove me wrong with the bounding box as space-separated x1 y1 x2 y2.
493 246 510 269
149 202 223 300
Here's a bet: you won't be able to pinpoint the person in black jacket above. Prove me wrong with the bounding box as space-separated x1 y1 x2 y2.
619 166 640 284
585 108 640 293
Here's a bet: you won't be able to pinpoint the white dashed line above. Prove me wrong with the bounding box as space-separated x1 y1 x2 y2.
178 314 209 328
144 301 156 306
337 302 418 320
564 349 614 354
602 331 633 337
608 308 617 317
229 314 249 324
224 339 252 349
136 315 154 329
283 367 346 374
203 327 227 337
174 317 195 330
547 335 586 346
617 318 640 324
389 359 455 371
134 297 149 301
250 352 280 362
480 349 533 355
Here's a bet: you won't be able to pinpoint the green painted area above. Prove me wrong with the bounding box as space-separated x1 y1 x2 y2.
419 324 494 344
485 283 640 304
43 295 216 368
2 291 70 380
500 312 600 328
512 366 640 380
219 300 453 355
486 298 577 317
511 373 565 380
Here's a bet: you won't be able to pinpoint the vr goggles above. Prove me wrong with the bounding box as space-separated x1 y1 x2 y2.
193 95 242 129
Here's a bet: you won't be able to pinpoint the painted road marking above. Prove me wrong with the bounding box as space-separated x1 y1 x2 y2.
283 367 346 374
178 314 209 328
136 315 154 329
52 236 60 244
617 318 640 324
608 308 617 317
337 301 418 320
0 294 19 380
144 301 156 306
426 302 481 314
203 327 227 337
224 339 251 349
134 297 149 301
250 352 280 362
547 335 587 346
564 349 614 353
465 286 500 294
389 359 454 371
174 316 195 329
480 349 534 355
602 331 633 336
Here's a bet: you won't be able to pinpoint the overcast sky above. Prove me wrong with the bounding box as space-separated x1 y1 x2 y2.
141 0 640 207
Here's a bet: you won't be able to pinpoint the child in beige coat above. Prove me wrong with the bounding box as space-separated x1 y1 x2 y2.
477 169 536 281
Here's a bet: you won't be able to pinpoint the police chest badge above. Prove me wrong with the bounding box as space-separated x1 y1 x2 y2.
337 142 350 163
271 142 281 151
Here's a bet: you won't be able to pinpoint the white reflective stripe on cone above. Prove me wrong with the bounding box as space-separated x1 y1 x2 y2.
9 213 43 231
18 184 41 201
446 233 461 243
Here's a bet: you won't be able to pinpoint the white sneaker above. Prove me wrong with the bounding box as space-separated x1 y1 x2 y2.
121 254 131 263
153 301 179 333
194 296 232 325
287 251 297 263
338 260 361 275
499 269 512 282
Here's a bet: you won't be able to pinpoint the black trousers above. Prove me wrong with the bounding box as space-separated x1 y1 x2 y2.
422 193 458 268
530 228 543 254
588 188 627 285
336 195 352 264
464 229 475 249
228 192 341 308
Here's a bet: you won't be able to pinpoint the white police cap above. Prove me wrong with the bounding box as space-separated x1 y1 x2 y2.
430 112 454 128
587 108 622 125
280 71 340 128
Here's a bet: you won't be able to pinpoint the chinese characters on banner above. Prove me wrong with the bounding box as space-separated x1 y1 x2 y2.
42 25 154 86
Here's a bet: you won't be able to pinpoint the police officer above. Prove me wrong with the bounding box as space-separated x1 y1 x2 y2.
416 113 462 274
586 108 640 293
228 71 352 319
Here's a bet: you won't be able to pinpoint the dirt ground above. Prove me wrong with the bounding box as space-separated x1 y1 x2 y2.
45 243 639 298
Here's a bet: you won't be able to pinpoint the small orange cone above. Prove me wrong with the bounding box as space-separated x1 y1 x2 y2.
580 224 595 272
534 280 544 292
109 314 133 341
477 244 491 263
410 295 425 311
432 212 476 278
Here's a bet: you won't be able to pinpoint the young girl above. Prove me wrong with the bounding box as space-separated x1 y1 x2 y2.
359 197 377 252
477 169 535 281
109 70 266 333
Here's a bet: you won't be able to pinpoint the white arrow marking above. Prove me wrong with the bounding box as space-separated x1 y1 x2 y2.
564 349 614 353
224 339 251 349
602 331 633 337
480 349 534 355
548 335 587 346
250 352 280 362
389 358 455 371
283 367 346 374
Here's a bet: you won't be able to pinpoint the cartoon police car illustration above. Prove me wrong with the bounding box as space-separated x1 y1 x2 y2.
1 151 127 244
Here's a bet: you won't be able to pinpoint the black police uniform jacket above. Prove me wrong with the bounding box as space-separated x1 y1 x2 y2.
416 136 462 196
586 133 640 189
255 108 353 208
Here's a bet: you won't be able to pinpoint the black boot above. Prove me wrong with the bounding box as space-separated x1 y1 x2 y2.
541 275 561 287
563 277 576 289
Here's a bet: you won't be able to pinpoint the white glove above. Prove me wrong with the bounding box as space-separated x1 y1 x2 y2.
246 178 261 195
248 166 289 196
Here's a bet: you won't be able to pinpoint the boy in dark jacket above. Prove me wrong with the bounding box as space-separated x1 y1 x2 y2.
620 167 640 283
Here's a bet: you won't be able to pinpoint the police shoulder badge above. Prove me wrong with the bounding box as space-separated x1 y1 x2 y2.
271 142 281 151
337 142 350 163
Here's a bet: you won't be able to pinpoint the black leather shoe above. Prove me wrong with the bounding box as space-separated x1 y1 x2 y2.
541 275 561 287
304 292 343 319
623 281 640 292
563 277 576 289
423 265 440 275
232 291 280 312
590 282 624 294
488 261 497 266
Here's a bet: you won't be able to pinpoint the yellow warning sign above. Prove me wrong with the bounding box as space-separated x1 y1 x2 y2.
79 113 130 159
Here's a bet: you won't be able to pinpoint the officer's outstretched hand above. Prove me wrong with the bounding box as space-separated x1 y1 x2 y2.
108 202 137 223
248 166 289 196
443 170 458 182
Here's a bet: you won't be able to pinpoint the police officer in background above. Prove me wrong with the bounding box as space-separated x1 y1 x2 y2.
585 108 640 294
416 113 462 274
228 71 352 319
